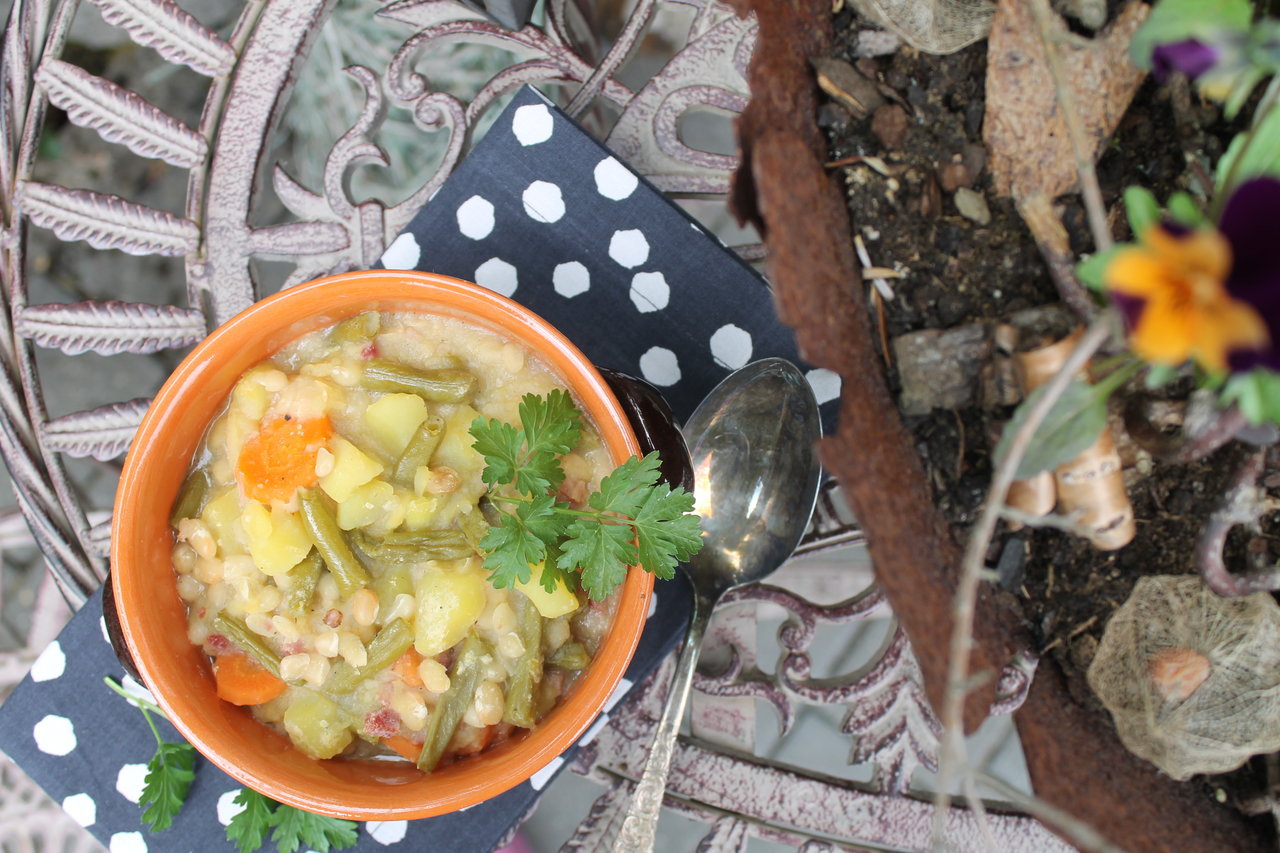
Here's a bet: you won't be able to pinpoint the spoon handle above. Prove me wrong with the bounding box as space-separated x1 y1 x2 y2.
610 598 712 853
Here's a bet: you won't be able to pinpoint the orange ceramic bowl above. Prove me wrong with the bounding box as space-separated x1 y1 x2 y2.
110 270 651 819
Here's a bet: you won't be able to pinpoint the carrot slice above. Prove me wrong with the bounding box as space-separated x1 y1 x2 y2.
237 416 334 503
382 734 423 762
390 648 425 688
214 653 288 706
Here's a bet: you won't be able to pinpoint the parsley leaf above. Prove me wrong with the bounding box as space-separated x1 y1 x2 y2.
472 390 584 496
140 740 196 831
633 485 702 581
270 803 358 853
469 393 703 600
227 789 276 853
478 494 560 585
559 518 636 600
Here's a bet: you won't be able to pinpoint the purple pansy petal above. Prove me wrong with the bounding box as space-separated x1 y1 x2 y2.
1109 290 1146 332
1221 177 1280 370
1152 38 1220 83
1221 177 1280 343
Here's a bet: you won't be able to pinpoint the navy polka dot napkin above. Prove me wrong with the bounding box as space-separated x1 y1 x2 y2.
0 85 835 852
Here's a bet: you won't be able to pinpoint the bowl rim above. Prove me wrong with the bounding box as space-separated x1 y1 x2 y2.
111 270 652 819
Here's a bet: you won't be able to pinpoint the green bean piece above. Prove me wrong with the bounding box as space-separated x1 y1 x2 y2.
283 550 323 617
457 508 491 554
298 489 371 597
362 359 476 403
327 311 381 347
351 529 474 564
417 634 489 772
371 564 413 619
326 618 415 694
211 613 282 678
547 642 590 671
502 591 544 728
170 468 211 525
391 414 445 484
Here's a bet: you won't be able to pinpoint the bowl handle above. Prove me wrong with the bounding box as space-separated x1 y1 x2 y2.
597 367 693 493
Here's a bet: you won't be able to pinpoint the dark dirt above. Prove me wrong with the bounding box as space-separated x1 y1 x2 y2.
822 6 1272 806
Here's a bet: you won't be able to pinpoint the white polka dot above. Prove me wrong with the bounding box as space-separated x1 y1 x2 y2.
31 640 65 681
647 590 658 619
512 104 553 145
639 347 680 386
522 180 565 223
578 714 609 746
604 677 633 713
367 820 409 845
109 831 147 853
100 615 110 644
609 229 650 269
217 789 247 826
116 763 147 804
62 793 97 827
380 233 420 270
456 195 495 240
474 258 518 298
530 756 565 791
806 368 842 404
121 675 157 707
594 157 638 200
33 714 76 756
710 325 753 370
629 272 669 313
553 261 590 298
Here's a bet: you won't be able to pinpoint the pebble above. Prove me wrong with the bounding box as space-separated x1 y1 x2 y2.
954 187 991 225
872 104 909 149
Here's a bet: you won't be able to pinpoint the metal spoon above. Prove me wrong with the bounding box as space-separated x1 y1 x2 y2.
611 357 823 852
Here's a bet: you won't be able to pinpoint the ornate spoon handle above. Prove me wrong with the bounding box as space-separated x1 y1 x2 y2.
610 595 712 852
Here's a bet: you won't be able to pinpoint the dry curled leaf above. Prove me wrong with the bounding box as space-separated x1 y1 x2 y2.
985 0 1149 201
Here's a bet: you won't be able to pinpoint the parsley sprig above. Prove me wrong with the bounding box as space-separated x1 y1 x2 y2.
104 676 195 832
105 678 358 852
468 389 704 599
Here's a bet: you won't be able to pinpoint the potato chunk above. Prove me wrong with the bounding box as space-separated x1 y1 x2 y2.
318 437 384 503
282 690 352 759
414 565 487 657
364 393 429 456
516 569 581 619
241 502 311 576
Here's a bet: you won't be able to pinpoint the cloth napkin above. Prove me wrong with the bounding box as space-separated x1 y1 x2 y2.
0 85 837 852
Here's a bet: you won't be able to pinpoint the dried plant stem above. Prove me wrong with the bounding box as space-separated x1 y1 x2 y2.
932 313 1115 848
1196 449 1280 596
1164 404 1248 465
1026 0 1112 252
972 770 1128 853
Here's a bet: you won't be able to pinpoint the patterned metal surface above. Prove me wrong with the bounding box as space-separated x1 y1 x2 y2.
0 0 1046 849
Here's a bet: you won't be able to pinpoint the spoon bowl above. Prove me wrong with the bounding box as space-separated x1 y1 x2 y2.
611 357 823 851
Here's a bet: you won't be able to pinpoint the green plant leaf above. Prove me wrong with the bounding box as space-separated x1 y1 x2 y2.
1166 191 1207 226
1216 100 1280 193
1129 0 1252 69
1222 369 1280 425
226 789 276 853
1123 185 1161 235
1076 245 1125 291
995 379 1110 480
1144 363 1182 389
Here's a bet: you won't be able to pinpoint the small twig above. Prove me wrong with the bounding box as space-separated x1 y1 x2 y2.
1026 0 1112 253
1196 449 1280 596
972 770 1128 853
962 771 1000 852
1163 404 1249 465
932 313 1116 848
1017 193 1099 321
